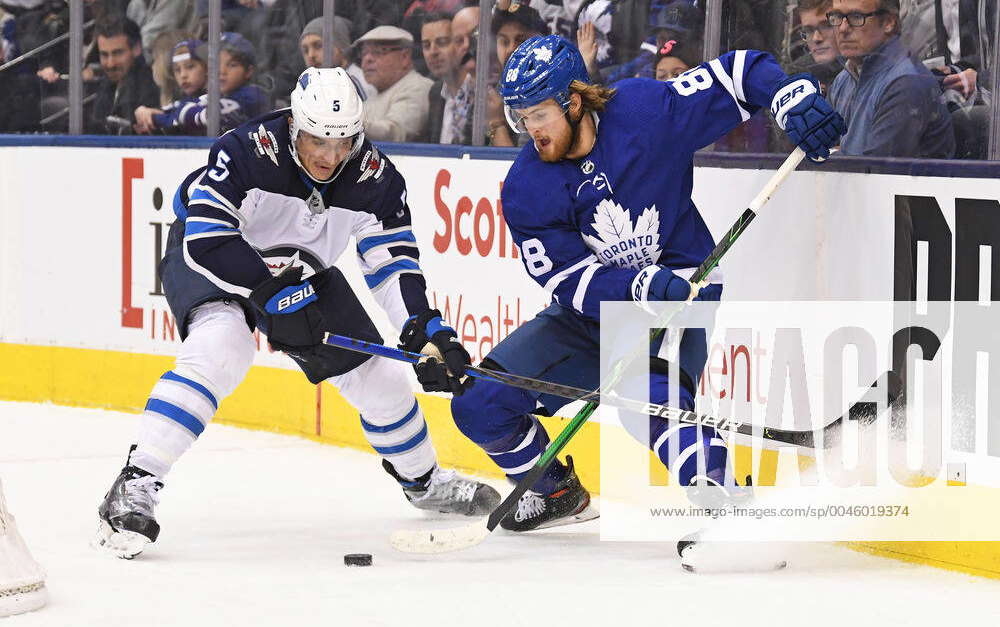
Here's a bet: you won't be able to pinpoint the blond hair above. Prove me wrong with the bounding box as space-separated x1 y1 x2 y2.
569 80 617 112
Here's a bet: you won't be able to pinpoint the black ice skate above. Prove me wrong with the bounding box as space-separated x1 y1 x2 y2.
500 456 598 532
383 460 500 516
93 446 163 559
677 475 786 573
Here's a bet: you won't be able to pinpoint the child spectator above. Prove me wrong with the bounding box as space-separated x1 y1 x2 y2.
149 29 194 106
133 32 266 134
652 39 701 81
134 39 207 133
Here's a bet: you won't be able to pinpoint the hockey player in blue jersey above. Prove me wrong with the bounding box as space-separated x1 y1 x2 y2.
95 67 499 559
449 36 845 536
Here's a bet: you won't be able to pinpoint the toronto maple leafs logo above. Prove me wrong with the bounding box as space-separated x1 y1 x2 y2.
533 47 553 63
581 199 662 269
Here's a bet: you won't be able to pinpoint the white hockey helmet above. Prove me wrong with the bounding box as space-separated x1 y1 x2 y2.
289 66 366 182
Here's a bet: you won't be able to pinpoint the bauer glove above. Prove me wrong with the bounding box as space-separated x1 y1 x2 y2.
770 73 846 162
645 266 706 303
399 309 473 396
250 265 326 351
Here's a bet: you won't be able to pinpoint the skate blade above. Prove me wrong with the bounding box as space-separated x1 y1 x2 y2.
530 504 600 531
680 541 787 573
390 520 490 554
91 520 150 560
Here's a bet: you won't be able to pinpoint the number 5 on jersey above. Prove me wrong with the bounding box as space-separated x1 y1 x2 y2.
208 150 232 182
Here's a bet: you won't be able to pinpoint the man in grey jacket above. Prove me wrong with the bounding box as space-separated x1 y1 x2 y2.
827 0 955 157
356 25 432 142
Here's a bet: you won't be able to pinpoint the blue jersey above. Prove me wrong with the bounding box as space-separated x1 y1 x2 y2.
154 84 268 133
174 108 429 328
501 50 787 321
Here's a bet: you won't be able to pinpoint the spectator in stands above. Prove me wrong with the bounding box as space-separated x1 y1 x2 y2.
0 6 41 132
88 15 160 134
356 24 432 142
257 0 403 104
653 38 701 81
574 0 614 80
929 0 993 158
216 31 267 124
133 38 206 133
148 29 192 105
421 11 473 144
493 3 547 69
602 1 701 83
127 0 196 59
827 0 955 157
133 32 265 134
450 4 477 73
496 0 575 39
299 16 375 98
487 4 547 147
797 0 841 91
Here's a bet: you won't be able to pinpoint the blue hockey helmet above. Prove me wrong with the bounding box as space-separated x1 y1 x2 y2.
498 35 590 112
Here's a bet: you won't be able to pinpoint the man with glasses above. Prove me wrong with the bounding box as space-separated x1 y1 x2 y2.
797 0 842 91
355 25 432 142
826 0 955 157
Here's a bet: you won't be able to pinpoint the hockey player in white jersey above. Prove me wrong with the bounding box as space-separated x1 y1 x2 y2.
95 67 499 559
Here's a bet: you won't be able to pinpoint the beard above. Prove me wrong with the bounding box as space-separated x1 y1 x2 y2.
536 125 574 162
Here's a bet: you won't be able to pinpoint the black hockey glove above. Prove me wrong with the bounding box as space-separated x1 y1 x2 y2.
770 73 846 162
249 266 326 351
399 309 473 396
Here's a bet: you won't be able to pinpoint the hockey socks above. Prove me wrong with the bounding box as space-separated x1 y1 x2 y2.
649 421 729 488
482 415 569 493
360 400 436 481
132 369 220 478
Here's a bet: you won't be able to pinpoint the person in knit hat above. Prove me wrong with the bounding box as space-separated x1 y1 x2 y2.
299 16 375 99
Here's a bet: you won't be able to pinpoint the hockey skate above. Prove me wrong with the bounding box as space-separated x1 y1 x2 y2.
677 475 787 573
384 460 500 516
93 446 163 559
500 456 598 532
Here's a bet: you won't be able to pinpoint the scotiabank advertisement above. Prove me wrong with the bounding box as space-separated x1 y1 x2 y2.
3 145 1000 429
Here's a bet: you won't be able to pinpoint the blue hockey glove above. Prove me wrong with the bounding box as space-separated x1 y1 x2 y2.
644 266 703 302
399 309 473 396
770 73 846 162
250 265 326 350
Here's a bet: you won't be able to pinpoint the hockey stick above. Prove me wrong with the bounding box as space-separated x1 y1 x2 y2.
324 332 900 448
386 148 808 553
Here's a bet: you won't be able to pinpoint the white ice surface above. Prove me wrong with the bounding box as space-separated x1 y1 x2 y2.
1 400 999 627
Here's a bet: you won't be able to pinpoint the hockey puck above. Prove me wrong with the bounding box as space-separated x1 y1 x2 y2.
343 553 373 567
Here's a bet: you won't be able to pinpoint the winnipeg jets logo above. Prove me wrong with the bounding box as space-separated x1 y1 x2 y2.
248 124 279 166
259 247 324 278
581 199 662 269
357 146 385 183
533 47 553 63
